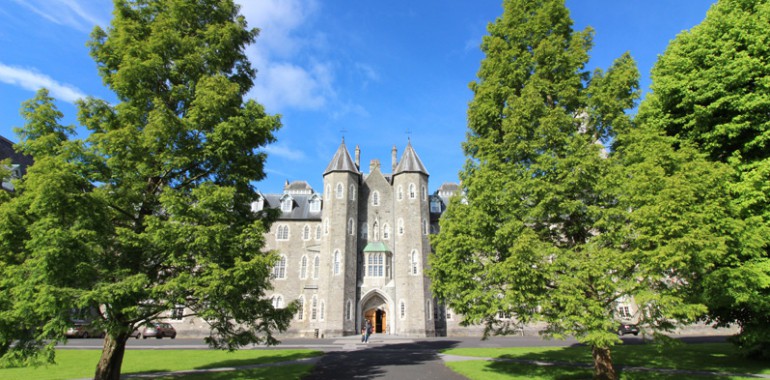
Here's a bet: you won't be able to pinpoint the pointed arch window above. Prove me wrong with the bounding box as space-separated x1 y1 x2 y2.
372 191 380 206
398 219 404 235
333 250 341 275
427 301 432 320
346 299 353 321
276 225 289 240
312 255 320 279
361 223 368 239
325 184 331 200
300 255 308 279
336 182 344 199
350 184 356 200
373 221 380 241
303 225 311 240
422 185 427 200
410 250 419 275
273 255 287 279
422 219 428 235
311 296 318 320
409 183 416 199
348 218 355 235
383 223 391 240
315 225 322 240
297 296 305 320
272 295 284 309
397 185 403 200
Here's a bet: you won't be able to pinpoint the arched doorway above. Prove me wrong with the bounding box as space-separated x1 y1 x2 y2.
364 308 387 333
360 291 390 334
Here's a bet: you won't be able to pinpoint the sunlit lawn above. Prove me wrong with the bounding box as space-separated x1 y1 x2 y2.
0 349 322 380
443 343 770 380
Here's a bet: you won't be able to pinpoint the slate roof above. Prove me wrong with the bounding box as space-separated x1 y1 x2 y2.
393 140 428 176
262 192 323 221
323 140 360 175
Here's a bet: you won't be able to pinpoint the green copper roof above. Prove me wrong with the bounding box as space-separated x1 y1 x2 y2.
363 241 391 252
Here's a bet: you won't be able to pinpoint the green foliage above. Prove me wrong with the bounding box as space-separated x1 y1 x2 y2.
639 0 770 357
0 0 287 376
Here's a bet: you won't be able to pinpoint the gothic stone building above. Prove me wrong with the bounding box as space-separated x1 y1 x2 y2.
257 140 464 338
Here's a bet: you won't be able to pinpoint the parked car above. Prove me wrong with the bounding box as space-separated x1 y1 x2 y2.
129 328 141 339
65 321 104 339
142 322 177 339
618 323 640 336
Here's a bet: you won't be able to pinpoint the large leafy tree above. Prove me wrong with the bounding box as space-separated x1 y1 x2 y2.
639 0 770 357
429 0 643 378
0 1 290 379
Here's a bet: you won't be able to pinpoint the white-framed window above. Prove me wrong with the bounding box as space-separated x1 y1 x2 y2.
409 183 416 199
281 198 293 212
383 223 391 240
297 296 305 320
325 184 331 200
320 301 325 321
333 250 341 275
272 294 284 309
410 250 419 275
427 301 432 320
618 305 632 318
422 219 428 235
346 299 353 321
350 184 356 201
397 185 403 200
311 296 318 320
400 301 406 319
373 221 379 241
300 255 308 279
367 252 384 277
422 185 427 200
313 255 320 279
398 219 404 235
309 198 321 213
303 225 311 240
273 255 287 279
276 225 289 240
336 182 344 199
251 198 264 212
315 225 322 240
361 223 368 239
372 191 380 206
348 218 355 235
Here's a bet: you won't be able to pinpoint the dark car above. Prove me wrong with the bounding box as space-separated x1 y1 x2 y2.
142 322 177 339
618 323 640 336
65 321 104 339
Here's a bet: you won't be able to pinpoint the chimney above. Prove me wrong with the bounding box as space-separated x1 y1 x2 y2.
370 159 380 173
355 145 361 169
391 145 397 173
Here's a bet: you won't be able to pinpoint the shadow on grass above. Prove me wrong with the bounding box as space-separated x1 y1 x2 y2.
303 340 463 380
121 350 322 377
192 350 321 370
148 364 314 380
461 341 769 379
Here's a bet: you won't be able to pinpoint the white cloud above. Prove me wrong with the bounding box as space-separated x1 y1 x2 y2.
237 0 337 112
263 143 306 161
12 0 109 32
0 63 86 104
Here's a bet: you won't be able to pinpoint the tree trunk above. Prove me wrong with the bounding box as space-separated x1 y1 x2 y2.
591 345 617 380
94 333 129 380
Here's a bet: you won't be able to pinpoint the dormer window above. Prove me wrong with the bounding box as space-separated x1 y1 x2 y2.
309 197 321 213
281 198 293 212
251 197 264 212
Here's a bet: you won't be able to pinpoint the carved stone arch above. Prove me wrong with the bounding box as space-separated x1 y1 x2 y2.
359 289 394 334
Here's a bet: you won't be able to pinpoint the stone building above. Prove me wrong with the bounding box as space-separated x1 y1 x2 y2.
257 140 463 338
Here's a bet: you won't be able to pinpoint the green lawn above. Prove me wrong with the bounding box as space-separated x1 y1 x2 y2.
0 349 321 380
442 343 770 380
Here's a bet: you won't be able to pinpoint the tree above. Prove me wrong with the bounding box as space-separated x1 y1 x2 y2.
429 1 643 378
639 0 770 357
0 1 290 379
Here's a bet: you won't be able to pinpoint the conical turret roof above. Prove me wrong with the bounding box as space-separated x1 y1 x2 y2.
323 139 360 175
393 140 429 176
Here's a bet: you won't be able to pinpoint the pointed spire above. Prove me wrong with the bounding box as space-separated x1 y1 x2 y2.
323 139 360 175
393 140 429 176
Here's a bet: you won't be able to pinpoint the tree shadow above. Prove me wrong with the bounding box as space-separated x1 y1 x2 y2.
303 340 463 380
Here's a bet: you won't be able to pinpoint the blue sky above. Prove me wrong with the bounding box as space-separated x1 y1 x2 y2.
1 0 715 194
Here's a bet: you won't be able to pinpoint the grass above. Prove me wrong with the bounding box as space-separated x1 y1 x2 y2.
442 343 770 380
0 349 322 380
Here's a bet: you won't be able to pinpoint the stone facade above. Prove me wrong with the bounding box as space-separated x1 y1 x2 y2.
258 140 467 338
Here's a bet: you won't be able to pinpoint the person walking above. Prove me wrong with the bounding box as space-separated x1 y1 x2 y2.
364 321 373 343
361 324 366 343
